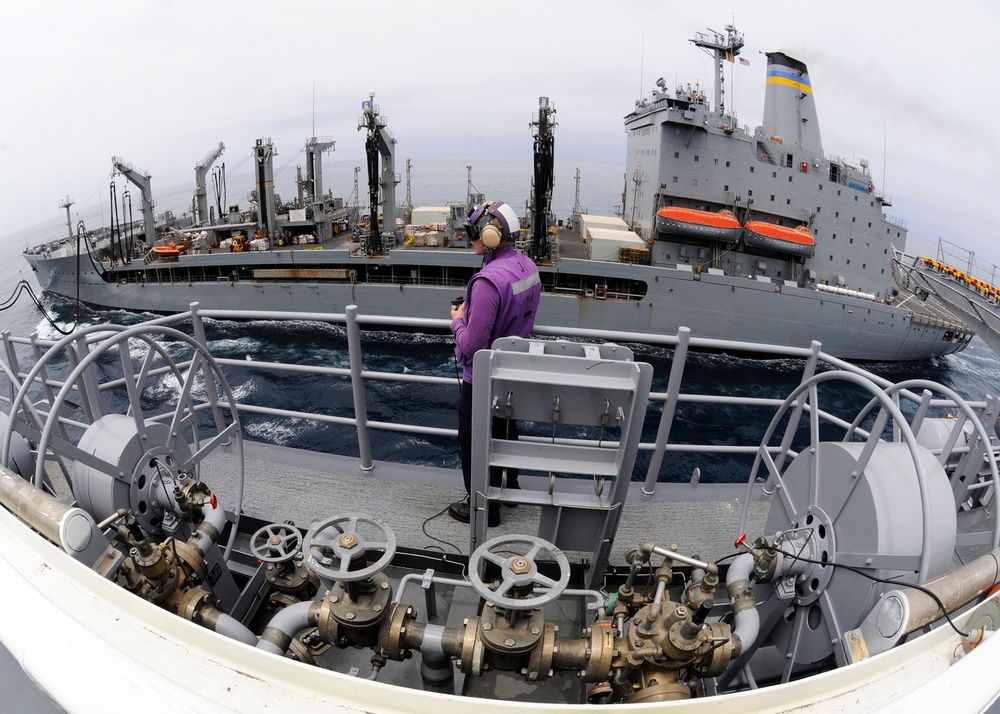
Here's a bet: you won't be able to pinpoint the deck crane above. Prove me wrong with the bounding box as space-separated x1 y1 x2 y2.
528 97 556 262
253 138 278 243
112 156 156 248
193 142 224 226
302 136 336 243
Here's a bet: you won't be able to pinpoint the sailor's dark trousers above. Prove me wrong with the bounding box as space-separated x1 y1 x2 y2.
457 379 520 495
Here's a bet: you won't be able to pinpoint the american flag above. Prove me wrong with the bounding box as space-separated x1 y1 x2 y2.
739 57 750 66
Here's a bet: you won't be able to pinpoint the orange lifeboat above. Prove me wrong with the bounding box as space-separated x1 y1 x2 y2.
655 207 742 244
742 221 816 258
151 242 185 259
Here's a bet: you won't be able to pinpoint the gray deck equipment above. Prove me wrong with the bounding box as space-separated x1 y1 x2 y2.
469 338 652 589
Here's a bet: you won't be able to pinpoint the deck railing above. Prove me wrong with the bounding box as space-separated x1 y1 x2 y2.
1 302 991 501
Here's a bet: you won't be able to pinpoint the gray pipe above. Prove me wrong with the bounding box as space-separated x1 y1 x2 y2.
213 612 258 646
189 500 227 557
726 553 760 655
257 600 314 655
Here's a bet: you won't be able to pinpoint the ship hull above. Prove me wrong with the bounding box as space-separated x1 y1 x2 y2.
25 249 968 361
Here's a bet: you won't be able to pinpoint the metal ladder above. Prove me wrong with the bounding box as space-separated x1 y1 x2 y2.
469 337 652 589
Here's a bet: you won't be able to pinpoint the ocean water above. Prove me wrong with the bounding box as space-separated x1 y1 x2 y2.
3 157 1000 483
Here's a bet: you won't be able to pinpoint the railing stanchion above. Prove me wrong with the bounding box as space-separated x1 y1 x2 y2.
346 305 374 472
642 326 691 495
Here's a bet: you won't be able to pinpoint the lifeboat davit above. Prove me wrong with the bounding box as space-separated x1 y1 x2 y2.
742 221 816 258
655 207 742 244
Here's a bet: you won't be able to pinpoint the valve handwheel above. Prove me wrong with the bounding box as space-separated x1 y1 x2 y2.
469 534 570 609
250 523 302 564
302 513 396 582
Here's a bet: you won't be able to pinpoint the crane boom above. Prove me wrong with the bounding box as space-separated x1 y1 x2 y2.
194 142 225 225
111 156 156 245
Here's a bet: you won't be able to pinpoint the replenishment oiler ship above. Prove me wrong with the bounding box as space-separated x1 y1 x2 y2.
23 25 971 361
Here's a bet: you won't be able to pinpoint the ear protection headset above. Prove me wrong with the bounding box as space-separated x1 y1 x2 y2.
480 218 503 249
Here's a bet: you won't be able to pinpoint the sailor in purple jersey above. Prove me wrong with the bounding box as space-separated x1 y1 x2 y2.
447 200 541 526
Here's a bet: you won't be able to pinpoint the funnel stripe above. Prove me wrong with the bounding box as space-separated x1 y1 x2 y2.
767 69 813 94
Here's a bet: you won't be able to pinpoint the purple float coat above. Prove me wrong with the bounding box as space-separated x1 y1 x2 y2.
451 245 541 383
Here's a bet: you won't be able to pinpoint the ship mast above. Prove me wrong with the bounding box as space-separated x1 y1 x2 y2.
690 24 744 115
60 195 74 241
357 93 398 256
403 158 412 224
528 96 556 262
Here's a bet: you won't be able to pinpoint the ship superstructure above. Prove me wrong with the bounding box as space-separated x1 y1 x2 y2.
625 26 899 302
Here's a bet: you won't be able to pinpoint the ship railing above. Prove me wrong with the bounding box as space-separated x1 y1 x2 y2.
883 212 905 229
0 303 989 500
935 238 1000 288
824 151 868 175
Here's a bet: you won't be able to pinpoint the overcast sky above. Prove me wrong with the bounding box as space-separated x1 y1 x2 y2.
2 1 997 261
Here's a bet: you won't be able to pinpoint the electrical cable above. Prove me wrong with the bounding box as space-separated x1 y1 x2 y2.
421 505 463 554
765 544 971 638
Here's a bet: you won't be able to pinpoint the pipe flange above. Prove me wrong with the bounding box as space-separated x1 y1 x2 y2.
287 627 332 665
378 602 416 661
316 598 340 644
583 624 616 681
457 616 484 675
524 622 556 681
693 622 733 678
627 681 692 704
172 540 207 585
172 586 215 622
